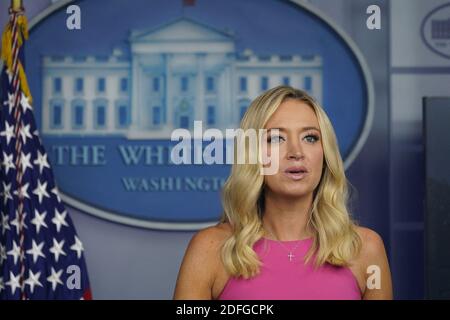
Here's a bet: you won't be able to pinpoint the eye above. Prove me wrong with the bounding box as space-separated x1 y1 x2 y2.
304 134 320 144
267 135 285 144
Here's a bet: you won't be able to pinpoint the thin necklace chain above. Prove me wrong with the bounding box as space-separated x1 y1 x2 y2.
264 228 305 262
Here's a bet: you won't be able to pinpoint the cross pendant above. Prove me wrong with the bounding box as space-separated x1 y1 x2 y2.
288 252 294 261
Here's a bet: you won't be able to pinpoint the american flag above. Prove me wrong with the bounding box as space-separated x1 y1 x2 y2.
0 7 91 299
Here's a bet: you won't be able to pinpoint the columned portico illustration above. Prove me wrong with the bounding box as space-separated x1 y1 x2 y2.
41 18 323 139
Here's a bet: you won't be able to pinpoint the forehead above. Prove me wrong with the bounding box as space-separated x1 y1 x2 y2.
265 99 319 129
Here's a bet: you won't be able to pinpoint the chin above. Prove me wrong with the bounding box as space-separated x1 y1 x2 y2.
276 187 314 198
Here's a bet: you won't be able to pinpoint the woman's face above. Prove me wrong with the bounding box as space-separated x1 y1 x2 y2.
262 99 324 198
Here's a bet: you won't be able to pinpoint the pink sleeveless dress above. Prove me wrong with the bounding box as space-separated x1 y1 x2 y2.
218 237 361 300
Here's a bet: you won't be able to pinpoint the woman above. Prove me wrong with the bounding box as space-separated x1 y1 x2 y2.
173 86 392 300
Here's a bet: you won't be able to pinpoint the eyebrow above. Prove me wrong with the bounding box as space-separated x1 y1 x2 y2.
267 126 321 133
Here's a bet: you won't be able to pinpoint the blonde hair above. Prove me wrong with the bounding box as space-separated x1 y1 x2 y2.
220 85 361 278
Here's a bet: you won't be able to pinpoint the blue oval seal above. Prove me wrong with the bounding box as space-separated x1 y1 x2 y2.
421 2 450 59
26 0 374 230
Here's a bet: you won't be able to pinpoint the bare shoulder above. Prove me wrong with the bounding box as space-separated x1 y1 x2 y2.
173 222 233 299
349 226 386 281
353 226 393 299
355 226 386 259
187 222 233 256
195 222 233 245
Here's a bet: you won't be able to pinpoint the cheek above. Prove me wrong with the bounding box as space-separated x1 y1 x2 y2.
311 143 324 163
312 149 324 181
315 149 324 169
263 142 283 159
260 143 283 173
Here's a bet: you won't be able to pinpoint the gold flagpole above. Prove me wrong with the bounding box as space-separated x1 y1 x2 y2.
11 0 23 12
3 0 32 102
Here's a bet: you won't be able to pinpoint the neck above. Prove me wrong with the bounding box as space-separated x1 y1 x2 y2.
262 190 314 241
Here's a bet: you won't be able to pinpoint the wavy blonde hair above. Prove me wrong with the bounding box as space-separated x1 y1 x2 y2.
220 85 361 278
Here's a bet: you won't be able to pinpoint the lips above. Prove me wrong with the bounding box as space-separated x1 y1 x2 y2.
284 166 308 180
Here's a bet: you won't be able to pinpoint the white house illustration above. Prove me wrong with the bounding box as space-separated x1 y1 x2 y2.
41 18 323 139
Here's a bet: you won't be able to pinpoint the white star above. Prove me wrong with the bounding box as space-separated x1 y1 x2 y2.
1 151 15 174
6 271 21 295
33 150 50 174
0 121 15 146
2 182 13 205
1 212 11 235
26 239 46 264
52 186 61 203
20 93 33 113
70 236 84 259
25 269 42 294
49 238 66 263
10 210 27 235
2 92 15 114
46 267 63 291
32 180 50 204
0 243 7 265
31 209 48 234
6 240 21 265
20 152 34 173
13 182 30 200
52 209 69 233
19 123 33 144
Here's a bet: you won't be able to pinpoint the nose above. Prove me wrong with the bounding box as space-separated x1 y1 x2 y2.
286 138 304 160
